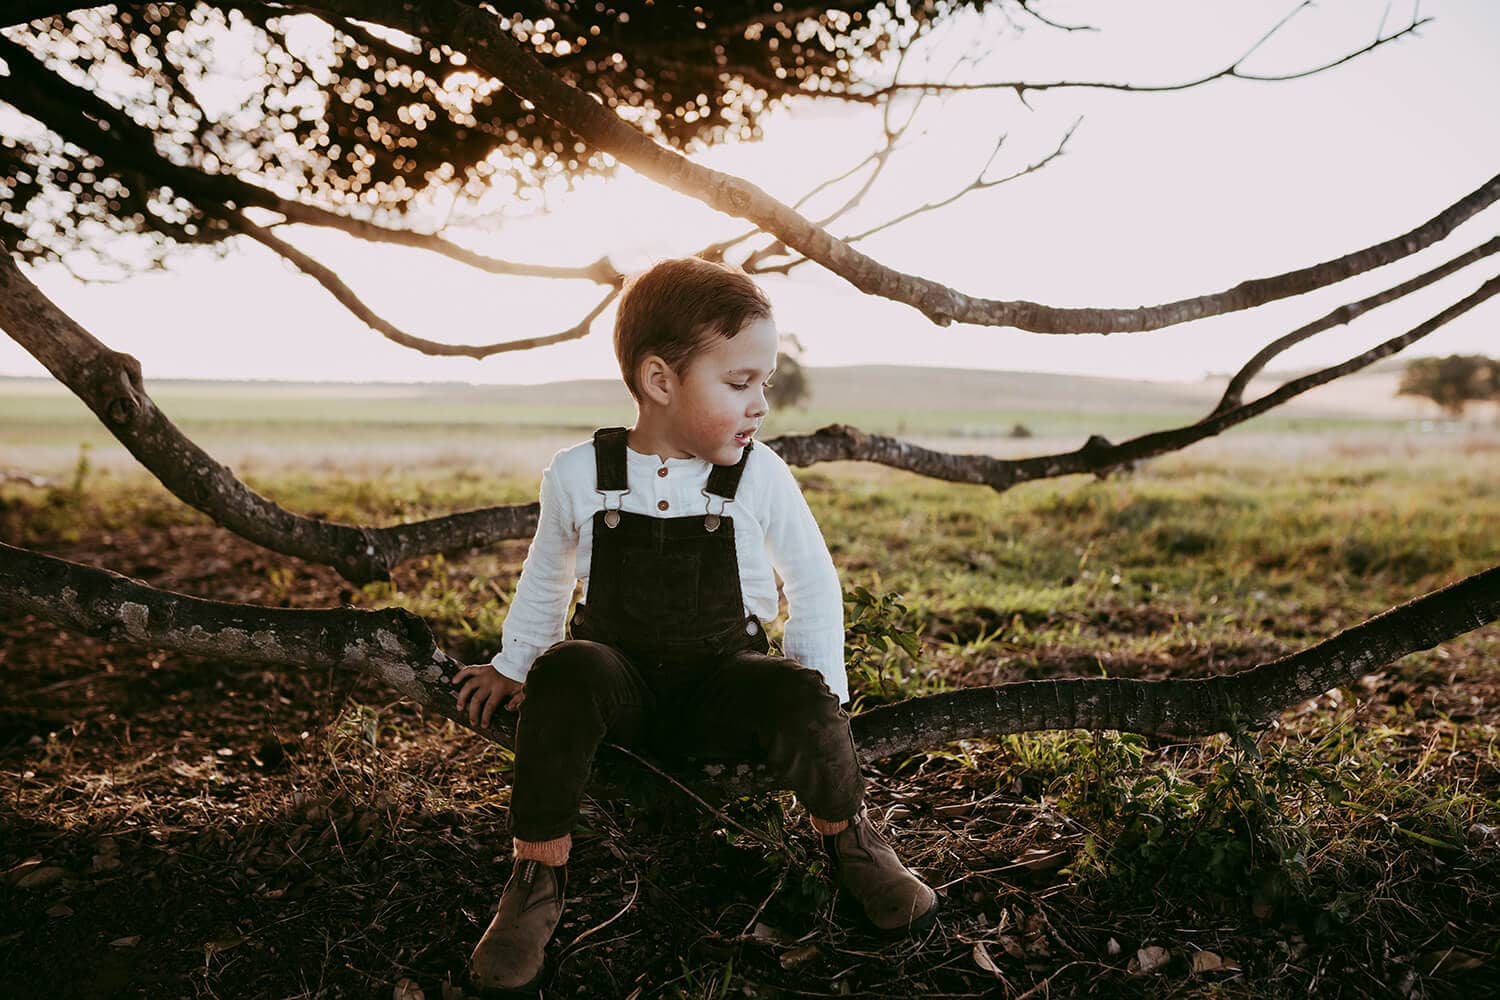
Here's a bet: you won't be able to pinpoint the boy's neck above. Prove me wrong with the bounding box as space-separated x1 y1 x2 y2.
626 415 694 462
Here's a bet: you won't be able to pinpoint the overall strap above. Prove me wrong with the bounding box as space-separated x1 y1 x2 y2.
704 440 753 500
593 426 629 492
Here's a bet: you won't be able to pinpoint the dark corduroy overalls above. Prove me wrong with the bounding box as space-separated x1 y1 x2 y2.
508 427 866 842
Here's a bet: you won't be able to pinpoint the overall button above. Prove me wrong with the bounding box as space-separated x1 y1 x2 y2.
657 499 669 511
745 620 759 635
656 466 668 478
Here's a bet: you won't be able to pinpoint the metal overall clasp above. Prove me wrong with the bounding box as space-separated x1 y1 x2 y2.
596 487 629 529
700 489 729 532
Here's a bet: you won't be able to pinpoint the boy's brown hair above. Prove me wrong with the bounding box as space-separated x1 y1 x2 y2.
613 257 772 403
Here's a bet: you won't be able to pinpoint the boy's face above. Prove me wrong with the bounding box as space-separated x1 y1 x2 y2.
669 315 779 466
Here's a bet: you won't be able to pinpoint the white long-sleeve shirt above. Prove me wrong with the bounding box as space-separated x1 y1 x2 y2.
489 437 850 703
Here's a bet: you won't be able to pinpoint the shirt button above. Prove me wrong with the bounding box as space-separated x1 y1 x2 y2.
657 499 669 511
745 620 759 635
656 466 668 478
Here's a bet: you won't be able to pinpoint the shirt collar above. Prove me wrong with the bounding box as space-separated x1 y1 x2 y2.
625 443 706 468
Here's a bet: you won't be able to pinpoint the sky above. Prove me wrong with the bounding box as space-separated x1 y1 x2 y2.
3 0 1498 386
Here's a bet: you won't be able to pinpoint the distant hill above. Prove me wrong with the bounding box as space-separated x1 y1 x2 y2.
0 359 1438 419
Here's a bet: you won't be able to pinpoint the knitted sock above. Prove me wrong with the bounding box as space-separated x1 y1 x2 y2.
808 814 850 836
513 833 571 867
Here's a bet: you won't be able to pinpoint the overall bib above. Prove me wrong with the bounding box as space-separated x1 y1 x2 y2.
508 427 866 842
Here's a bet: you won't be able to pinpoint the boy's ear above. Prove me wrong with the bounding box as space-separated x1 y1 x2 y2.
639 354 676 406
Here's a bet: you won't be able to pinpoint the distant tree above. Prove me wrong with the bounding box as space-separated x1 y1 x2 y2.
1397 354 1500 418
767 333 810 410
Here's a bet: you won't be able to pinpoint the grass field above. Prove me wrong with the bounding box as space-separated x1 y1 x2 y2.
1 383 1497 997
1 363 1458 477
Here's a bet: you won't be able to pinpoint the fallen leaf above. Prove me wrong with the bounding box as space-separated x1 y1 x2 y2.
393 978 424 1000
17 866 67 890
2 857 45 884
998 934 1026 960
110 935 141 948
973 941 1001 975
46 903 73 918
780 944 819 969
1191 950 1230 973
752 922 789 944
1134 945 1170 974
1419 947 1485 975
1106 936 1121 956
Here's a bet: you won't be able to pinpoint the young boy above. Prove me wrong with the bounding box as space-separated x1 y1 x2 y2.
452 257 938 992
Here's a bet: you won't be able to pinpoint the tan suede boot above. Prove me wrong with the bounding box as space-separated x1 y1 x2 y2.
822 806 939 933
468 859 566 994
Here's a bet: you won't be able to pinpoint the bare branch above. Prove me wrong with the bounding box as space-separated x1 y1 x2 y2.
217 206 616 359
850 4 1427 99
1214 235 1500 414
306 0 1491 333
750 118 1079 276
1012 1 1098 34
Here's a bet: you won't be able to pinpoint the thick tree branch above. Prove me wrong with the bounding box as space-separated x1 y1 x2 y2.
4 539 1495 785
302 0 1492 333
851 562 1500 758
0 251 540 583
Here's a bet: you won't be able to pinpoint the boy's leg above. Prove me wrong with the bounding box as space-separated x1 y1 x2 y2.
509 639 652 844
470 639 650 993
665 651 937 932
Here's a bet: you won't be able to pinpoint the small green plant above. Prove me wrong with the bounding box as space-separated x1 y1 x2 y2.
843 584 933 709
1038 728 1317 910
68 441 92 499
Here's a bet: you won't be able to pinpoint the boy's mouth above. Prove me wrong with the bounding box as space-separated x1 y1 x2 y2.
734 430 755 445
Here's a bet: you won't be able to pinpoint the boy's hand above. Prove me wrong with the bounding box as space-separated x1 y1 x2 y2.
452 663 526 728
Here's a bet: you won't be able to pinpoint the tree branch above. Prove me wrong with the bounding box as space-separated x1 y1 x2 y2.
1213 235 1500 414
852 561 1500 758
6 242 1491 585
216 205 617 359
767 268 1500 487
0 32 622 286
749 117 1079 276
5 538 1495 785
851 3 1427 100
0 250 540 583
296 0 1491 334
